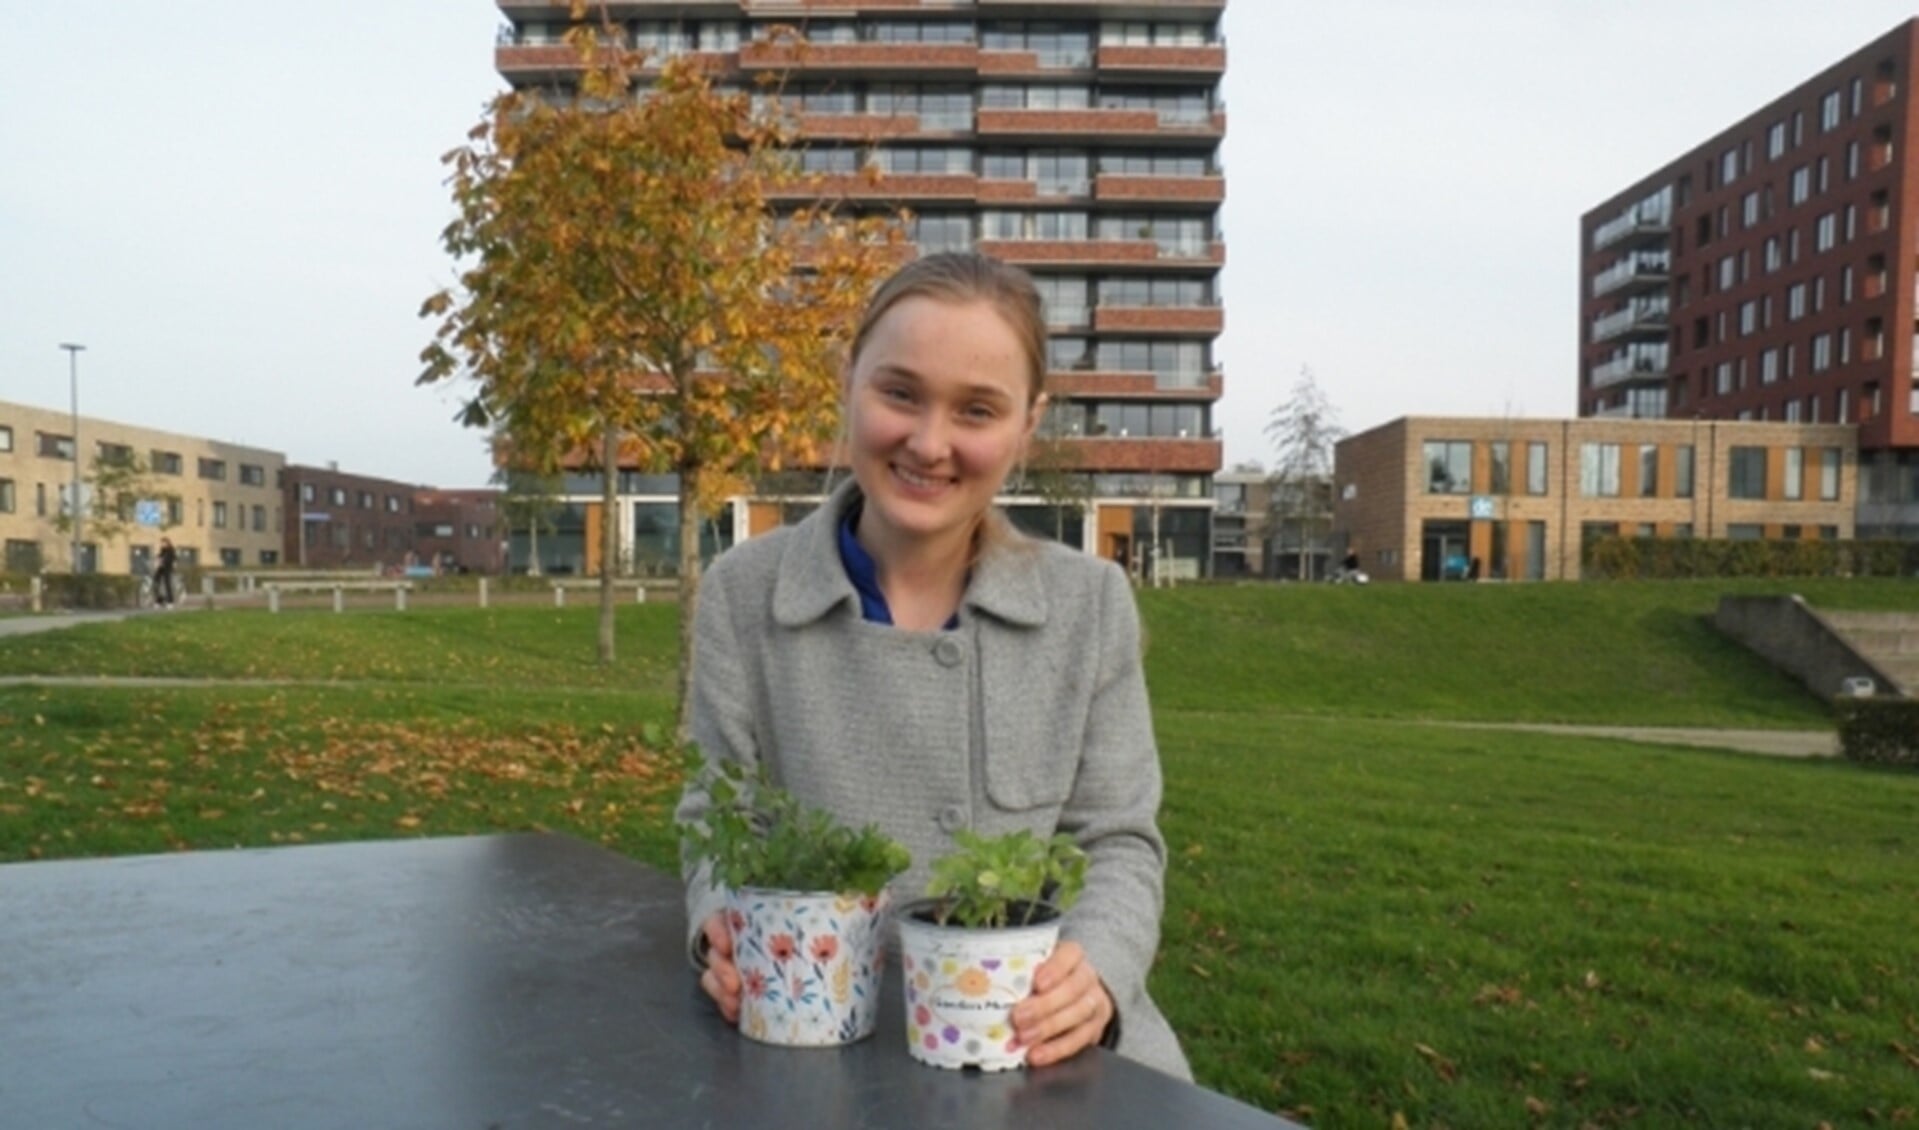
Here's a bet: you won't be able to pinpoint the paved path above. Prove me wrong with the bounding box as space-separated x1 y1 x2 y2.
1424 720 1837 759
0 611 141 638
0 612 1839 759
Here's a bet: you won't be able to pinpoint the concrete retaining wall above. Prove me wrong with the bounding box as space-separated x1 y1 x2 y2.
1714 595 1899 699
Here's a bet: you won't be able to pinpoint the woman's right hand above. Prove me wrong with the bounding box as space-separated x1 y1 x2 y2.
697 911 742 1023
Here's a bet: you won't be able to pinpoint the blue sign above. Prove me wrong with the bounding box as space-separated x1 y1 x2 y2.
135 500 165 527
1469 495 1496 520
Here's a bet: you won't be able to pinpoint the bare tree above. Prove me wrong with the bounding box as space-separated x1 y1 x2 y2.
1264 366 1344 580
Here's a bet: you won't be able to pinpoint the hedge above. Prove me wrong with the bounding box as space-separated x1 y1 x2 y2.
1583 537 1919 580
1834 699 1919 768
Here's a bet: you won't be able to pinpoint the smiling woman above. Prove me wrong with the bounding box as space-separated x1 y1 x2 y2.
677 251 1191 1079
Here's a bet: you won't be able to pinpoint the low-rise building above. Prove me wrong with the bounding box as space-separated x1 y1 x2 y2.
413 488 504 574
0 398 284 575
1335 416 1858 581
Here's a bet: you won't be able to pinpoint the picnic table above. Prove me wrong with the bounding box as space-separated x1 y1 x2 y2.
0 833 1302 1130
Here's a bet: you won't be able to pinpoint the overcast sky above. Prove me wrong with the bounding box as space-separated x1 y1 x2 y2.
3 2 1915 487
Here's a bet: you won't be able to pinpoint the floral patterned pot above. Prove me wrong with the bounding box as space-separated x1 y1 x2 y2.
726 886 889 1047
895 898 1062 1071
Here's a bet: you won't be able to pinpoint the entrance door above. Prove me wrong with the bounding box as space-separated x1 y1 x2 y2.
1420 521 1470 582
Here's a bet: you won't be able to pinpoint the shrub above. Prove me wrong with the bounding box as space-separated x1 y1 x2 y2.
1584 536 1915 581
40 573 142 610
1834 699 1919 768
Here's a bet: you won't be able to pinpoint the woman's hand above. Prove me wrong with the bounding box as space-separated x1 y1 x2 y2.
697 911 742 1023
1010 941 1114 1067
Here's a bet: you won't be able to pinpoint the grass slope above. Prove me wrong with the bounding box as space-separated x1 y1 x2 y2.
4 583 1918 1127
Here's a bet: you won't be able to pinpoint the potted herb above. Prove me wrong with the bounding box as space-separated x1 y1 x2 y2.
896 829 1089 1071
680 751 911 1048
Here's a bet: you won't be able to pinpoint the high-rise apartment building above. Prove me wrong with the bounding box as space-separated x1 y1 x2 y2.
1579 18 1919 536
493 1 1227 576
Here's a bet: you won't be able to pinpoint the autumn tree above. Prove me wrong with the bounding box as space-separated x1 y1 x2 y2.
53 451 178 555
418 11 898 719
1264 365 1344 580
1019 433 1094 543
493 463 564 577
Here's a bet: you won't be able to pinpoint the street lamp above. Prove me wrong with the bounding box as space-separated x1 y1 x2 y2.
59 343 85 574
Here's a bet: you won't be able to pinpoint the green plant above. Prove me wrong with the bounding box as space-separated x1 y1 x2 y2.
924 828 1087 929
678 748 909 896
1834 697 1919 766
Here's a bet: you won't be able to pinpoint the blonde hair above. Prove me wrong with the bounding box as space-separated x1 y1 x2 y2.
844 252 1048 557
849 251 1048 409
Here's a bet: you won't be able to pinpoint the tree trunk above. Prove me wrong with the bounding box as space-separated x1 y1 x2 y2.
675 466 704 743
598 424 618 666
528 515 542 577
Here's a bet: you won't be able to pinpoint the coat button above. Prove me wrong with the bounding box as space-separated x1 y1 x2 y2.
933 638 964 667
937 805 966 833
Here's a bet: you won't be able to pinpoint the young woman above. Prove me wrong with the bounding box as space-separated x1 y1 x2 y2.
678 252 1188 1079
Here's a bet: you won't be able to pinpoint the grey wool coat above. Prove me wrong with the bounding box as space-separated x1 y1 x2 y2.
678 482 1191 1080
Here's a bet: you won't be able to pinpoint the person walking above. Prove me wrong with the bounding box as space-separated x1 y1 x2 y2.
154 537 178 608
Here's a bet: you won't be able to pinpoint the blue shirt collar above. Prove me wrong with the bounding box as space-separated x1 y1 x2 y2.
836 501 960 630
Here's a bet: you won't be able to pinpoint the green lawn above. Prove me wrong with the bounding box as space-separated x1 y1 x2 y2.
2 583 1916 1128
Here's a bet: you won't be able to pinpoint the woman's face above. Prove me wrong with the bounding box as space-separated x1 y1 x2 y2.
845 295 1042 559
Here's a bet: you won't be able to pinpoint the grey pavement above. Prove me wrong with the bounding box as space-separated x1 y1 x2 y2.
0 611 141 638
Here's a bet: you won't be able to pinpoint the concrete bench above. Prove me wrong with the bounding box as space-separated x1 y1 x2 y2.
549 579 653 608
264 581 413 613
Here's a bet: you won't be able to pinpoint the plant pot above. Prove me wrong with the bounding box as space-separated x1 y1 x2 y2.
726 886 889 1047
895 898 1062 1071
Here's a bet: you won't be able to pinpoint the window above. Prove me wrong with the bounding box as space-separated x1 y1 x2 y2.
239 464 266 487
301 484 315 503
1761 348 1779 384
0 425 11 453
1742 191 1761 227
198 458 227 481
0 478 13 514
1820 448 1842 500
1638 444 1659 497
1790 165 1810 204
212 501 229 529
1764 237 1781 272
1739 300 1757 336
1675 445 1696 498
1526 442 1548 495
1768 120 1788 158
252 505 267 532
357 490 374 510
1788 283 1807 320
96 442 133 467
1821 89 1842 130
1727 524 1764 540
1729 447 1767 499
219 547 242 567
1815 212 1837 251
260 549 280 566
1579 443 1621 497
329 487 347 506
386 495 401 513
1783 448 1804 500
38 433 76 461
1720 147 1739 184
1812 334 1833 373
1424 440 1472 494
1489 441 1511 495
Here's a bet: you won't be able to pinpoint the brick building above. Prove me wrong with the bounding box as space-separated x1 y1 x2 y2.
1335 417 1857 582
1579 18 1919 537
280 465 422 571
413 488 506 574
0 398 284 575
494 0 1227 573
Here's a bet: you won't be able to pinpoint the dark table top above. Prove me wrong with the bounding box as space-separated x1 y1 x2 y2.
0 834 1302 1129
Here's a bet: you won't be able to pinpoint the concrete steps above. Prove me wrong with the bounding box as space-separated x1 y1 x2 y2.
1820 611 1919 695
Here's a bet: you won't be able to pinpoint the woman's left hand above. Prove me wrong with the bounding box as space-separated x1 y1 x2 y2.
1010 941 1114 1067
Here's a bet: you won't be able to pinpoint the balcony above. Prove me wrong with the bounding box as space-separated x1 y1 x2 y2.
739 39 978 75
977 107 1225 142
1093 305 1224 334
1047 370 1222 400
1589 299 1669 344
1093 173 1225 205
1590 251 1670 298
977 238 1224 269
792 113 931 141
1095 44 1227 78
979 50 1092 77
1589 350 1669 390
1591 190 1672 252
768 171 977 203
